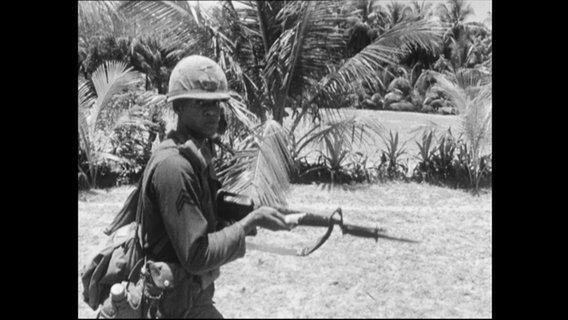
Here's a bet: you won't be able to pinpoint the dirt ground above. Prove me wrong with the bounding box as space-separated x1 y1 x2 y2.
78 182 491 318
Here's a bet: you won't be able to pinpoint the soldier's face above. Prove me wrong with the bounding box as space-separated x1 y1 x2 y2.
176 99 221 138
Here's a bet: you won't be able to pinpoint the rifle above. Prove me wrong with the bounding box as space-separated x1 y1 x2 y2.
217 190 418 257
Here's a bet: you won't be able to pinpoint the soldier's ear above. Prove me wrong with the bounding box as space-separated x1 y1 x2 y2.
217 106 227 135
172 100 181 114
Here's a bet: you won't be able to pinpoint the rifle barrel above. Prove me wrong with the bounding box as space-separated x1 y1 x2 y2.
279 210 419 243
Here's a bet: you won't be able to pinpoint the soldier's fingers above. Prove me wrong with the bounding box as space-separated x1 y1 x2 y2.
272 210 289 223
265 215 292 231
260 207 287 223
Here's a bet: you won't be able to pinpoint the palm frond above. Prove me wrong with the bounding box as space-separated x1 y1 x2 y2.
78 79 95 110
293 110 384 160
216 1 273 114
428 70 491 163
89 60 140 132
325 18 443 96
436 0 474 25
263 1 346 120
78 1 129 38
78 80 95 170
119 1 199 49
227 0 284 58
428 71 468 113
254 0 273 54
113 105 157 130
224 94 261 131
463 84 492 157
377 18 444 54
453 67 492 98
219 120 293 207
278 1 314 106
409 0 434 19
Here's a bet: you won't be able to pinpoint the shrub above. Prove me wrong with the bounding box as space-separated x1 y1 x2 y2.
374 131 408 182
296 133 352 185
412 129 459 186
79 83 167 188
109 124 151 185
411 129 492 190
129 36 189 94
78 61 141 189
387 77 412 97
107 92 167 185
383 90 403 109
293 152 371 185
292 140 373 185
454 141 492 190
344 152 372 183
412 130 436 183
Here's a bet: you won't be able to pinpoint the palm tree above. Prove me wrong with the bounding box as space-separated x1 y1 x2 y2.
116 0 445 202
130 35 194 93
341 0 383 57
426 67 491 194
408 0 434 20
435 0 474 27
217 0 287 120
80 35 133 79
78 61 141 189
375 1 414 31
119 1 442 121
79 1 124 77
435 0 489 70
120 1 260 111
78 1 124 39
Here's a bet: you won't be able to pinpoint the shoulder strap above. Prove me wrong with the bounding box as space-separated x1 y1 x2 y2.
104 178 143 236
177 137 212 173
133 173 169 259
134 177 145 248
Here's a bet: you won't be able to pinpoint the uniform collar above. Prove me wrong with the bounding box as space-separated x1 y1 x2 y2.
167 130 214 167
167 130 208 146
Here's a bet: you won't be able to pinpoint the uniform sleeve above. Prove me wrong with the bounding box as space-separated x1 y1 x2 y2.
152 156 246 275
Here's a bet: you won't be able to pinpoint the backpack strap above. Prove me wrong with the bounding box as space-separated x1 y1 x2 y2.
133 176 145 253
104 178 144 236
125 177 147 285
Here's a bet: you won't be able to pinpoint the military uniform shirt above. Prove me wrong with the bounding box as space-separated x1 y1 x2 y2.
140 131 246 291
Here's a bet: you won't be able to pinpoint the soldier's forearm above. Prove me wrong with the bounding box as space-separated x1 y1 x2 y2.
183 222 247 274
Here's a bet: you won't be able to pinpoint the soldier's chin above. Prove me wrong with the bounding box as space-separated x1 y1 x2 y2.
203 126 218 138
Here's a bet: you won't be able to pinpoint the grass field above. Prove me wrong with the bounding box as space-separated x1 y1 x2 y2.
78 110 491 318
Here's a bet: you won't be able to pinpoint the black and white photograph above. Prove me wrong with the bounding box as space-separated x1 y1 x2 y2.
78 0 492 318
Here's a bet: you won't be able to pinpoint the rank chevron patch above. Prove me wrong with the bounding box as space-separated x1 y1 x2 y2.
175 191 195 214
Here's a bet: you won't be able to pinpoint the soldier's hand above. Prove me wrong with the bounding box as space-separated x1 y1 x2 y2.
239 206 292 233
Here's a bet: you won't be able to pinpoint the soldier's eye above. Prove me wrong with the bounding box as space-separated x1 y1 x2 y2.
195 100 220 108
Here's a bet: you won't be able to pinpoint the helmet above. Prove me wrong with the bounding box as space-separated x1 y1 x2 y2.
166 55 230 102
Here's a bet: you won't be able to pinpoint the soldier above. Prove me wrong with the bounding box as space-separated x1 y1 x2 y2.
139 55 292 318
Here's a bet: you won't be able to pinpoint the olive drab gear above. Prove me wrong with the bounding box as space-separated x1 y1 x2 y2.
81 175 175 316
81 178 146 311
167 55 230 102
88 130 244 318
